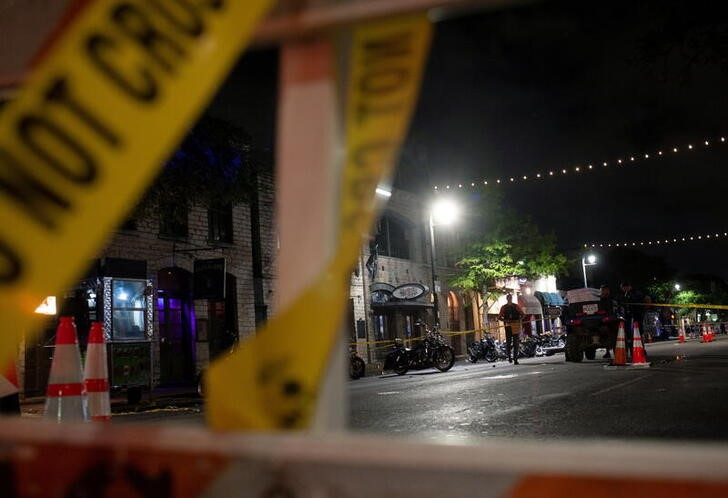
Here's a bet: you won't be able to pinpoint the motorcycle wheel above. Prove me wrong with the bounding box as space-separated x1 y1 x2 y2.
350 357 366 379
467 346 479 363
434 347 455 372
393 355 409 375
484 349 498 363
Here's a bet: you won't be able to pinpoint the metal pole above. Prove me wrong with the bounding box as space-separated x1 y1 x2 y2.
581 258 588 288
429 214 440 328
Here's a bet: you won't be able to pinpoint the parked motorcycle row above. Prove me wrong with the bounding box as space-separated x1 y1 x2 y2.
467 333 566 364
350 329 565 379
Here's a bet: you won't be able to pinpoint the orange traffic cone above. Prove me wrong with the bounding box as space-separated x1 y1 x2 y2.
701 325 709 343
631 322 649 367
0 360 20 415
678 323 685 343
44 317 87 422
613 321 627 366
83 322 111 422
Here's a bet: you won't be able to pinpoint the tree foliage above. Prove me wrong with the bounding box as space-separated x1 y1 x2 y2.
134 116 258 222
449 189 569 296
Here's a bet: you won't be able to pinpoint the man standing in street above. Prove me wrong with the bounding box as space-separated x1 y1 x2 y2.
499 293 525 365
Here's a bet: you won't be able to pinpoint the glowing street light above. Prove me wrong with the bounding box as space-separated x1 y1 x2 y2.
429 199 459 327
581 254 597 288
674 283 681 291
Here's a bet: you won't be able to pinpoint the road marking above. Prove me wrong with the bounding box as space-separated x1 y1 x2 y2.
377 391 401 396
590 374 654 397
482 374 518 380
535 393 571 401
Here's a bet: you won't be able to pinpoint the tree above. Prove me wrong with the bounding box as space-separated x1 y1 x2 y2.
133 116 259 224
449 189 569 320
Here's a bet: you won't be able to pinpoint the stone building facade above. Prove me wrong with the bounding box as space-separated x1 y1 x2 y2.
18 171 276 397
348 189 481 364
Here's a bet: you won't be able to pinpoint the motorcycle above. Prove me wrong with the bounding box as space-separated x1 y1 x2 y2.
350 346 366 380
518 336 538 358
538 332 566 356
384 328 455 375
467 335 499 363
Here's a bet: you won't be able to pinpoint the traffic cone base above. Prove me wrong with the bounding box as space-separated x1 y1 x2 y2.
44 317 88 422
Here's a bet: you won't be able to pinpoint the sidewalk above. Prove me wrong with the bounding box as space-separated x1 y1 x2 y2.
20 385 201 417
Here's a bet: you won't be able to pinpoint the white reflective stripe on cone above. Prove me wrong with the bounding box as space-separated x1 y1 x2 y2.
0 374 18 398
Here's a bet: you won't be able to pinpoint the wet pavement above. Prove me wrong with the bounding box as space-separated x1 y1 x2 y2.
349 336 728 442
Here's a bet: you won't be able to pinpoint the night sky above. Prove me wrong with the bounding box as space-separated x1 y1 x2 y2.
208 0 728 280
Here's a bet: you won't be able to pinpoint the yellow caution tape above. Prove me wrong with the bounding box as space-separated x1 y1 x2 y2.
207 15 433 430
629 302 728 311
0 0 274 365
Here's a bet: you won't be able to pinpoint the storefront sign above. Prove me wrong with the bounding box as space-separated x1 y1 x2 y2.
546 307 562 318
392 283 426 300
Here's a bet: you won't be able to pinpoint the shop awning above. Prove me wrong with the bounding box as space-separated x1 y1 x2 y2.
535 291 565 307
518 294 543 316
371 301 434 310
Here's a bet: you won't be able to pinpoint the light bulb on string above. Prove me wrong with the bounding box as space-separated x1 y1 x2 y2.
437 133 727 192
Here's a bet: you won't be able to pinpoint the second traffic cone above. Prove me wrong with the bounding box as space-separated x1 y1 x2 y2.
83 322 111 422
0 360 20 415
631 322 649 367
44 317 87 422
613 321 627 366
701 325 709 343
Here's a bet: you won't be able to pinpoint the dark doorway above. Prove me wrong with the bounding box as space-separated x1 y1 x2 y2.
208 273 239 360
157 268 195 385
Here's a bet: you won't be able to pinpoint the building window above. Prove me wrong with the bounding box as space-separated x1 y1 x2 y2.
208 203 233 243
112 279 147 341
374 214 410 259
448 291 461 331
159 200 188 239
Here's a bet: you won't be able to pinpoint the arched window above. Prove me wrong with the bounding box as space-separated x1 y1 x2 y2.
447 291 461 330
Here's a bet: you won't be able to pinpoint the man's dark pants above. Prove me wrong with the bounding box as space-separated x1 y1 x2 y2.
505 325 520 362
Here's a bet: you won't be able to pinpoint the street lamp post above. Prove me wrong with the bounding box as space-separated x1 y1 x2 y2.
429 199 459 329
581 254 597 288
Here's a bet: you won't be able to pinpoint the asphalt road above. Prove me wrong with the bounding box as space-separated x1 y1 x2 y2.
349 336 728 442
110 336 728 444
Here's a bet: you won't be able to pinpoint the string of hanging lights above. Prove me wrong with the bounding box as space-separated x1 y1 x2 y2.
583 231 728 249
432 135 727 192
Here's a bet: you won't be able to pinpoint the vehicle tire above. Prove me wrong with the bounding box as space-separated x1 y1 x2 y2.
434 347 455 372
350 356 366 379
584 347 596 360
566 337 583 363
484 349 498 363
467 345 479 363
393 354 409 375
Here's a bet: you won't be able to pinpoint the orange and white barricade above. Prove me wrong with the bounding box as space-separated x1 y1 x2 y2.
44 317 87 422
83 322 111 422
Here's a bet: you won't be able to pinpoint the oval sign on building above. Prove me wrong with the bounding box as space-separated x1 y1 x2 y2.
392 283 426 300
